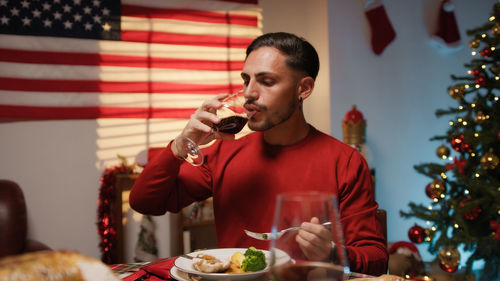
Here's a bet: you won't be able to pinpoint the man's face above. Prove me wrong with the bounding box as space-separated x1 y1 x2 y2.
241 46 301 131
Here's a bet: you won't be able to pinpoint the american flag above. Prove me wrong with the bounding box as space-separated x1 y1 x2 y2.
0 0 261 119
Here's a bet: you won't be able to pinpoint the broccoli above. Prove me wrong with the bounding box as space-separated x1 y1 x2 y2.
241 246 267 272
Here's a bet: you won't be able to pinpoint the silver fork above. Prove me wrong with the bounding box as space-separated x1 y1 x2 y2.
244 222 332 241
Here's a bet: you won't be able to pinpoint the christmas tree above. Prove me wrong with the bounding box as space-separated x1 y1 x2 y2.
401 3 500 281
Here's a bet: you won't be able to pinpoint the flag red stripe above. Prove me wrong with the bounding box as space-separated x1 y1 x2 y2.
0 77 240 94
121 30 254 48
122 4 258 27
0 48 244 70
0 105 196 119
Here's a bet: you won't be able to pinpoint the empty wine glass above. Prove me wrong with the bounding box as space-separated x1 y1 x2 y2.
269 192 350 281
176 89 248 166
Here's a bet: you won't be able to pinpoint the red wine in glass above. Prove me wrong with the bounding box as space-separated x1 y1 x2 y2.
213 115 248 134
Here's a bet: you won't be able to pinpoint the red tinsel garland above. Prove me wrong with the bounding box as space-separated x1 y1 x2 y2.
97 163 135 264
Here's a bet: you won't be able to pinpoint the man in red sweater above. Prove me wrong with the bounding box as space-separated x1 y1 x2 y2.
129 32 388 275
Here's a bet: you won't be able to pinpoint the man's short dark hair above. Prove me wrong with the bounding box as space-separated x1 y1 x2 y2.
246 32 320 80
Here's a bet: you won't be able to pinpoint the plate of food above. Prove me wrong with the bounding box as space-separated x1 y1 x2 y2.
173 247 290 280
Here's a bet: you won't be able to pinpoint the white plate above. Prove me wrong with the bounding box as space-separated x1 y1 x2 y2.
173 248 290 281
169 266 270 281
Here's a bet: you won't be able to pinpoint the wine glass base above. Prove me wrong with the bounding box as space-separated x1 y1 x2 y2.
177 137 204 166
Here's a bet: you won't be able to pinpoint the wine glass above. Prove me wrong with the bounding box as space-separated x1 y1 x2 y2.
176 89 248 166
269 192 350 281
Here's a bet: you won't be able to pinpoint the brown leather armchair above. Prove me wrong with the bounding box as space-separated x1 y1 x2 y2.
0 179 51 258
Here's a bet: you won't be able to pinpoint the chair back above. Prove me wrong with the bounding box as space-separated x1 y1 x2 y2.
0 179 28 258
376 209 387 245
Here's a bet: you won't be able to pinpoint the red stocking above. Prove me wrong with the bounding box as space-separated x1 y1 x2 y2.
364 0 396 55
433 0 461 47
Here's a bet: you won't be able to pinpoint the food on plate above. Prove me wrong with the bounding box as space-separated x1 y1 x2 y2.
241 247 267 272
227 252 245 274
191 247 267 274
192 254 231 273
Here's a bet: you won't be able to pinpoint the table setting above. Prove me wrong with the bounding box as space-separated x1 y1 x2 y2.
111 191 402 281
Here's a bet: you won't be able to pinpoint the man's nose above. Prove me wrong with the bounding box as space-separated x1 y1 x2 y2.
243 81 258 100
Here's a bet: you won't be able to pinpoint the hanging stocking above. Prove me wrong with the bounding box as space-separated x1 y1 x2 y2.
364 0 396 55
432 0 461 49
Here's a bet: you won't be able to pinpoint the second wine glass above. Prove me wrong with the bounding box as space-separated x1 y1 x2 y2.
269 192 350 281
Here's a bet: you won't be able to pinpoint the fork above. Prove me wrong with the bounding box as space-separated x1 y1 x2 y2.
244 222 332 241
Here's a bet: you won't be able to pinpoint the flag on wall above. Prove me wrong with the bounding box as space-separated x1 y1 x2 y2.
0 0 261 119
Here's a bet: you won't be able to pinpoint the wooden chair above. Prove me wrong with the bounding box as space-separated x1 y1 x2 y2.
377 209 387 245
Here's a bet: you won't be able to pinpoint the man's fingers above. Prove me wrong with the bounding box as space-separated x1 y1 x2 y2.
296 233 329 261
193 110 220 126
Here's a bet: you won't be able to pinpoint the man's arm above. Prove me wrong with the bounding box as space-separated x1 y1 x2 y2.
339 151 388 276
130 94 232 215
129 141 212 215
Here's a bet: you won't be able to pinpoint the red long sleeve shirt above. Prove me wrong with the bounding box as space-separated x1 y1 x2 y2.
129 126 388 275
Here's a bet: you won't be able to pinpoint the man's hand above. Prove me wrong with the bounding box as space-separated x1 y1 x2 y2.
172 93 235 159
296 217 333 262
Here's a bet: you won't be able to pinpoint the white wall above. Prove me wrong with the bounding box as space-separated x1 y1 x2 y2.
328 0 496 263
260 0 331 134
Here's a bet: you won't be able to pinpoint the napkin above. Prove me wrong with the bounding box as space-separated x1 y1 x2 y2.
123 257 176 281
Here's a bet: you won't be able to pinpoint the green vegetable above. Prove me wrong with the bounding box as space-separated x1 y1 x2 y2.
241 246 267 272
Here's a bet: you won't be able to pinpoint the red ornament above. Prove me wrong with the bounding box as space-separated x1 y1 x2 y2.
408 224 426 244
480 47 492 58
471 69 481 77
450 135 472 153
425 183 437 199
439 262 459 273
475 76 487 86
460 197 482 220
490 220 500 240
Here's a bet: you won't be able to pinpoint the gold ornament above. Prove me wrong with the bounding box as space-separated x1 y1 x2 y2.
430 178 446 197
424 228 434 242
492 23 500 35
474 110 486 124
436 145 450 159
469 39 480 49
449 85 465 100
438 246 460 272
480 148 499 169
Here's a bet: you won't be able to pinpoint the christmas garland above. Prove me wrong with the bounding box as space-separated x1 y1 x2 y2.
97 156 136 264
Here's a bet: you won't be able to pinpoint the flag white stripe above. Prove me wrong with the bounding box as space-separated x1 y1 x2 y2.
0 62 243 83
0 34 248 61
0 91 213 108
122 16 261 38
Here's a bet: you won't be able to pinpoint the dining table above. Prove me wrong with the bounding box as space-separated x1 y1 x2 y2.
109 256 385 281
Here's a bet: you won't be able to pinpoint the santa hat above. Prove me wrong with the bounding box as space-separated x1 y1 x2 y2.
389 241 422 261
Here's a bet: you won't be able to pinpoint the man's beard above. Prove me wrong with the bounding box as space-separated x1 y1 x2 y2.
247 97 298 131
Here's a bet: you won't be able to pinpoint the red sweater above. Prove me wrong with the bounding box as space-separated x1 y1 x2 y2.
129 127 388 275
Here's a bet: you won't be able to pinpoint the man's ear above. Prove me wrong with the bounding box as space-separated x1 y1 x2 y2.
297 76 315 101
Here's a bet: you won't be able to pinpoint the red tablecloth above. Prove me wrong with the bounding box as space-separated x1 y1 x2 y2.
110 257 176 281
